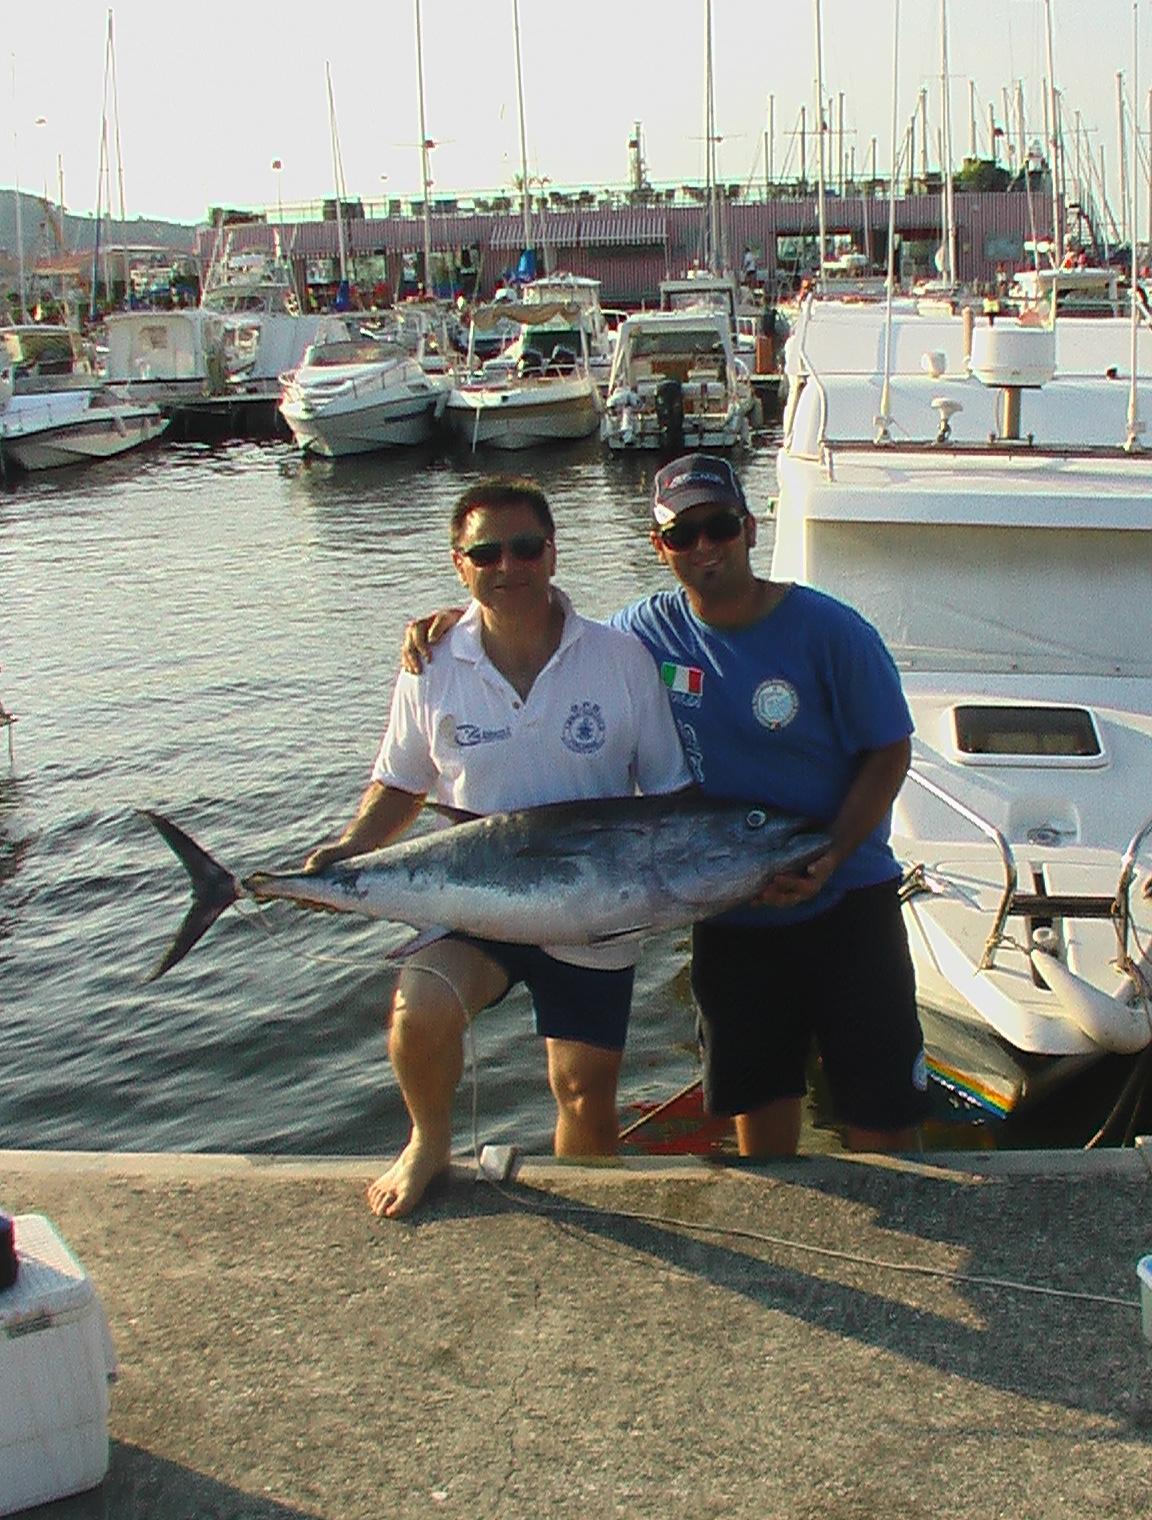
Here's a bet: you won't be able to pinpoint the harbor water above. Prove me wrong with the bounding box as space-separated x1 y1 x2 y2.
3 428 838 1159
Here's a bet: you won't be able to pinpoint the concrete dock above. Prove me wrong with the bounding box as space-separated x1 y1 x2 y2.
4 1145 1152 1520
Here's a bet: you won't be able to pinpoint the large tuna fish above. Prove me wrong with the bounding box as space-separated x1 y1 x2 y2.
142 793 830 980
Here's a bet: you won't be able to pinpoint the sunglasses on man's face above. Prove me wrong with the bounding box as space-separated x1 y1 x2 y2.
455 533 552 568
658 508 747 553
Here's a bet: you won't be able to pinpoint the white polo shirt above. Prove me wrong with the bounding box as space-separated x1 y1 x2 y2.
372 588 691 969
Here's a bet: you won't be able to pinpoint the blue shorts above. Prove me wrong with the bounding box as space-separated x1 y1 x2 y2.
690 880 930 1131
454 935 635 1052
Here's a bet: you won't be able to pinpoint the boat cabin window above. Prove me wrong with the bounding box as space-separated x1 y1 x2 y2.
952 705 1101 758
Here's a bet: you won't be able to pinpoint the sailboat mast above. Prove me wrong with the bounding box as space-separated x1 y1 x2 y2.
1043 0 1062 261
105 11 131 306
705 0 720 274
10 55 29 322
414 0 434 294
940 0 956 286
512 0 533 270
325 63 349 286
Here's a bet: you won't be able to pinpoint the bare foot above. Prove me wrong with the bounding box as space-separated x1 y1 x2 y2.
366 1136 450 1219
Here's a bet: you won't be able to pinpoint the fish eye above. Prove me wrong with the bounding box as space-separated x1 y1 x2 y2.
745 809 767 830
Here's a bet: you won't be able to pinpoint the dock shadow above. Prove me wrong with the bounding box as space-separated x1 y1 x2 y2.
30 1440 322 1520
475 1166 1152 1434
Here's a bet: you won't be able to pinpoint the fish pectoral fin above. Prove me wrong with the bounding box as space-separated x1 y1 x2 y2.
387 925 453 960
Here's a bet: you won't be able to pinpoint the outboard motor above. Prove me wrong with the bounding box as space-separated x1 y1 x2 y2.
654 378 684 450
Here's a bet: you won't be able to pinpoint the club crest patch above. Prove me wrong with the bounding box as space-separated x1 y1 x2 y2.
752 678 799 731
562 701 606 753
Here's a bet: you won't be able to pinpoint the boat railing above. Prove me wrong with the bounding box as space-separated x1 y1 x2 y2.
902 768 1018 969
903 769 1152 976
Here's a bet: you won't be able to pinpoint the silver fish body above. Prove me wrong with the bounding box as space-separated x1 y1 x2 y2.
143 794 830 978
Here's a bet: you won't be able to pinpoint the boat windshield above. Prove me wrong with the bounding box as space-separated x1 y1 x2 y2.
302 339 402 367
629 329 727 360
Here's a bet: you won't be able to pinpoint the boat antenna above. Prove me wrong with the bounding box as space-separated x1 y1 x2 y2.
1043 0 1063 267
1125 0 1145 451
939 0 956 288
875 0 902 444
813 0 828 292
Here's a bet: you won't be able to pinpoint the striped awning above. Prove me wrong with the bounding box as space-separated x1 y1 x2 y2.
580 210 667 245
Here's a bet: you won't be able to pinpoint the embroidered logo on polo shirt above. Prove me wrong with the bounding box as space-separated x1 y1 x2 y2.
455 723 512 747
661 661 703 708
562 701 606 753
752 678 799 730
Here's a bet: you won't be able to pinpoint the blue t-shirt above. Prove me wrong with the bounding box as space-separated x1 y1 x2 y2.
611 585 913 925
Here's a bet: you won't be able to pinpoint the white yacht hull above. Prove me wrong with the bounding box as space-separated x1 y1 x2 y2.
281 392 443 456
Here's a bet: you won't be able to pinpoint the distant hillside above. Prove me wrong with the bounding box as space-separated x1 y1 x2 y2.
0 188 199 258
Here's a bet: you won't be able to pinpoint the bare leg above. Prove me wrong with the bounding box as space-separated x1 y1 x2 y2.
368 942 507 1220
545 1038 623 1156
734 1096 803 1158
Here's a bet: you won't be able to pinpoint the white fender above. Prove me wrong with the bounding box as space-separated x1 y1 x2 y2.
1029 949 1152 1054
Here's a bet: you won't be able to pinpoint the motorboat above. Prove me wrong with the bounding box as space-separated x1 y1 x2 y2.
0 366 167 471
444 299 601 451
102 249 350 437
601 309 753 450
522 273 618 390
278 336 450 456
774 317 1152 1122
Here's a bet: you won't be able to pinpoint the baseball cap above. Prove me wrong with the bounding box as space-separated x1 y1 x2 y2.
651 453 748 526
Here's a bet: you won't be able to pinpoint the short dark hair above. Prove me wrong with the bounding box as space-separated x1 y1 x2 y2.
451 476 555 543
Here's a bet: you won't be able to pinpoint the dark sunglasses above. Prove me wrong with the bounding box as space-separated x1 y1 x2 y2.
658 508 747 553
456 533 551 568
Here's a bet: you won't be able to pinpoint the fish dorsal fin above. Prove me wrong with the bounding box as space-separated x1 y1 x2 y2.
424 803 482 827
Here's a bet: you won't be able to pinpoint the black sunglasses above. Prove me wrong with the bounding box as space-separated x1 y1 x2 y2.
456 533 552 568
658 508 747 553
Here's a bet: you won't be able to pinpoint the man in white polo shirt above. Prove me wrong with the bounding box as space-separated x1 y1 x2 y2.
304 475 691 1218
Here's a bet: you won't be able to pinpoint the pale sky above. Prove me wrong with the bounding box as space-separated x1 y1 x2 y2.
3 0 1149 226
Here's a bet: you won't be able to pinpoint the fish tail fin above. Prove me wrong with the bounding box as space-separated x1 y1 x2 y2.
141 809 241 980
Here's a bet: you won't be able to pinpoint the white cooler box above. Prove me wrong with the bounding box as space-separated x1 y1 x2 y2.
0 1214 117 1515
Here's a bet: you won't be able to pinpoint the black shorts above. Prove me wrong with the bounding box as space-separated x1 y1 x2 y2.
690 880 930 1131
455 935 635 1052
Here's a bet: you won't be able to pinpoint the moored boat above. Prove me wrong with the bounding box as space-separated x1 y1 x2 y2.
444 299 601 451
278 336 450 456
774 318 1152 1123
601 309 753 450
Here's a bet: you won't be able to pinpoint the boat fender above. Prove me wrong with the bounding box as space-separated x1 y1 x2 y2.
1029 947 1152 1054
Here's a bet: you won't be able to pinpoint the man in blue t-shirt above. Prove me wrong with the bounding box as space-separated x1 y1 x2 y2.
609 453 928 1155
402 454 930 1157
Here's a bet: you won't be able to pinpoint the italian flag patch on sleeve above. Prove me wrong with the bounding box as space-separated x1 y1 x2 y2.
660 662 703 696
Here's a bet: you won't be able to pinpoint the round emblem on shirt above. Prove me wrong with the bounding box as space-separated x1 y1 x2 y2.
562 701 606 753
752 679 799 731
